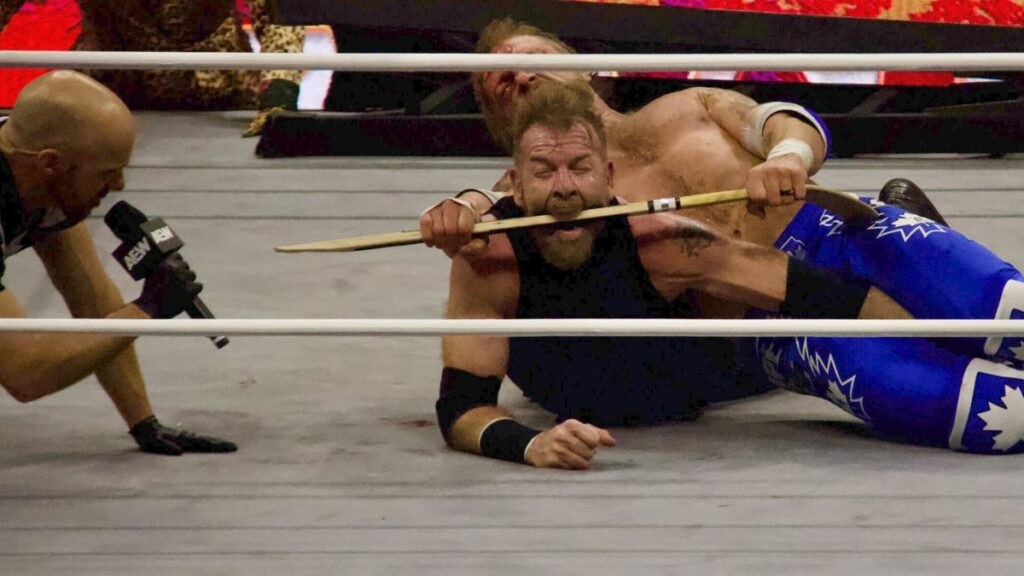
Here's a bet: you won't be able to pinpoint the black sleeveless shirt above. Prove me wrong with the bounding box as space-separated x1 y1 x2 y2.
494 197 759 425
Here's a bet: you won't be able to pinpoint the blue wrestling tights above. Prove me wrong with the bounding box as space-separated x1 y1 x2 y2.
759 201 1024 453
756 336 1024 454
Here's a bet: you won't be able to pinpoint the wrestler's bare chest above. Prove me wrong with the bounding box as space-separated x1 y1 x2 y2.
607 114 755 234
606 108 794 318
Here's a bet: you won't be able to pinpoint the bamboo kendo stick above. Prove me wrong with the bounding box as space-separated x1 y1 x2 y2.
275 185 879 254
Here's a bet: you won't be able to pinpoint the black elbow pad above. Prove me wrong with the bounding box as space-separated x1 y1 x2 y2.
435 367 502 443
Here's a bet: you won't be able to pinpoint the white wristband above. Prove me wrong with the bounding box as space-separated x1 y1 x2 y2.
419 196 476 219
767 138 814 171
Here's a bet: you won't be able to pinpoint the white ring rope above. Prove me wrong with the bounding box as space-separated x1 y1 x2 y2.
0 51 1023 72
1 318 1023 338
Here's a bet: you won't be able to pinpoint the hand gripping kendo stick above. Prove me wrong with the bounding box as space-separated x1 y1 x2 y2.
275 185 878 253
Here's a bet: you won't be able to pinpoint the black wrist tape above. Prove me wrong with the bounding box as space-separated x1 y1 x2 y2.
479 419 540 464
780 258 871 319
436 367 502 443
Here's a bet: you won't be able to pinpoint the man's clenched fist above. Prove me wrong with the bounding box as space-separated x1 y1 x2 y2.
524 419 616 470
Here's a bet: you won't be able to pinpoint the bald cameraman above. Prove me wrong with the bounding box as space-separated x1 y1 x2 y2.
0 70 235 455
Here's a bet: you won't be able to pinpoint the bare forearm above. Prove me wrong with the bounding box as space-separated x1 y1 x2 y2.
66 280 154 426
1 304 148 402
697 242 788 311
449 405 514 453
858 287 913 319
93 336 153 427
702 243 911 319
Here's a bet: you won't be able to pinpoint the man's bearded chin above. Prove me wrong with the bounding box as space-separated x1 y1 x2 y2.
536 227 598 270
528 195 607 271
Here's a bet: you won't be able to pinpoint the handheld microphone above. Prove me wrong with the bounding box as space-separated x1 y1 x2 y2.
105 201 229 349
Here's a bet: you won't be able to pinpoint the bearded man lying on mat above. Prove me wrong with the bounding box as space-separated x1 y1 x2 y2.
436 80 1024 469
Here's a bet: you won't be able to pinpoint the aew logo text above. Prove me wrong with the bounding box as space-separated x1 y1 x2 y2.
122 226 176 270
111 217 184 279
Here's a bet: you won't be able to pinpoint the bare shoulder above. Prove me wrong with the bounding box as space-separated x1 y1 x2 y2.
639 86 758 126
633 88 709 124
614 90 711 156
646 87 705 110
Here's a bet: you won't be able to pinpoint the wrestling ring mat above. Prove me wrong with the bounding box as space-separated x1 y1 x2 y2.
0 50 1022 574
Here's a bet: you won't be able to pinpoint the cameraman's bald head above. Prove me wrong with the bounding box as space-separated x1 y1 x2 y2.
0 70 134 158
1 71 135 222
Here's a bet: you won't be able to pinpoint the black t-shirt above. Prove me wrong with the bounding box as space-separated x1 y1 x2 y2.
0 148 13 292
0 119 35 292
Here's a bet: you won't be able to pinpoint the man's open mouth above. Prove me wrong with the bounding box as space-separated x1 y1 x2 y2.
541 218 589 240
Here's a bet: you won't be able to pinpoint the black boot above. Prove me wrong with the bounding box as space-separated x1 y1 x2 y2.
878 178 949 227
